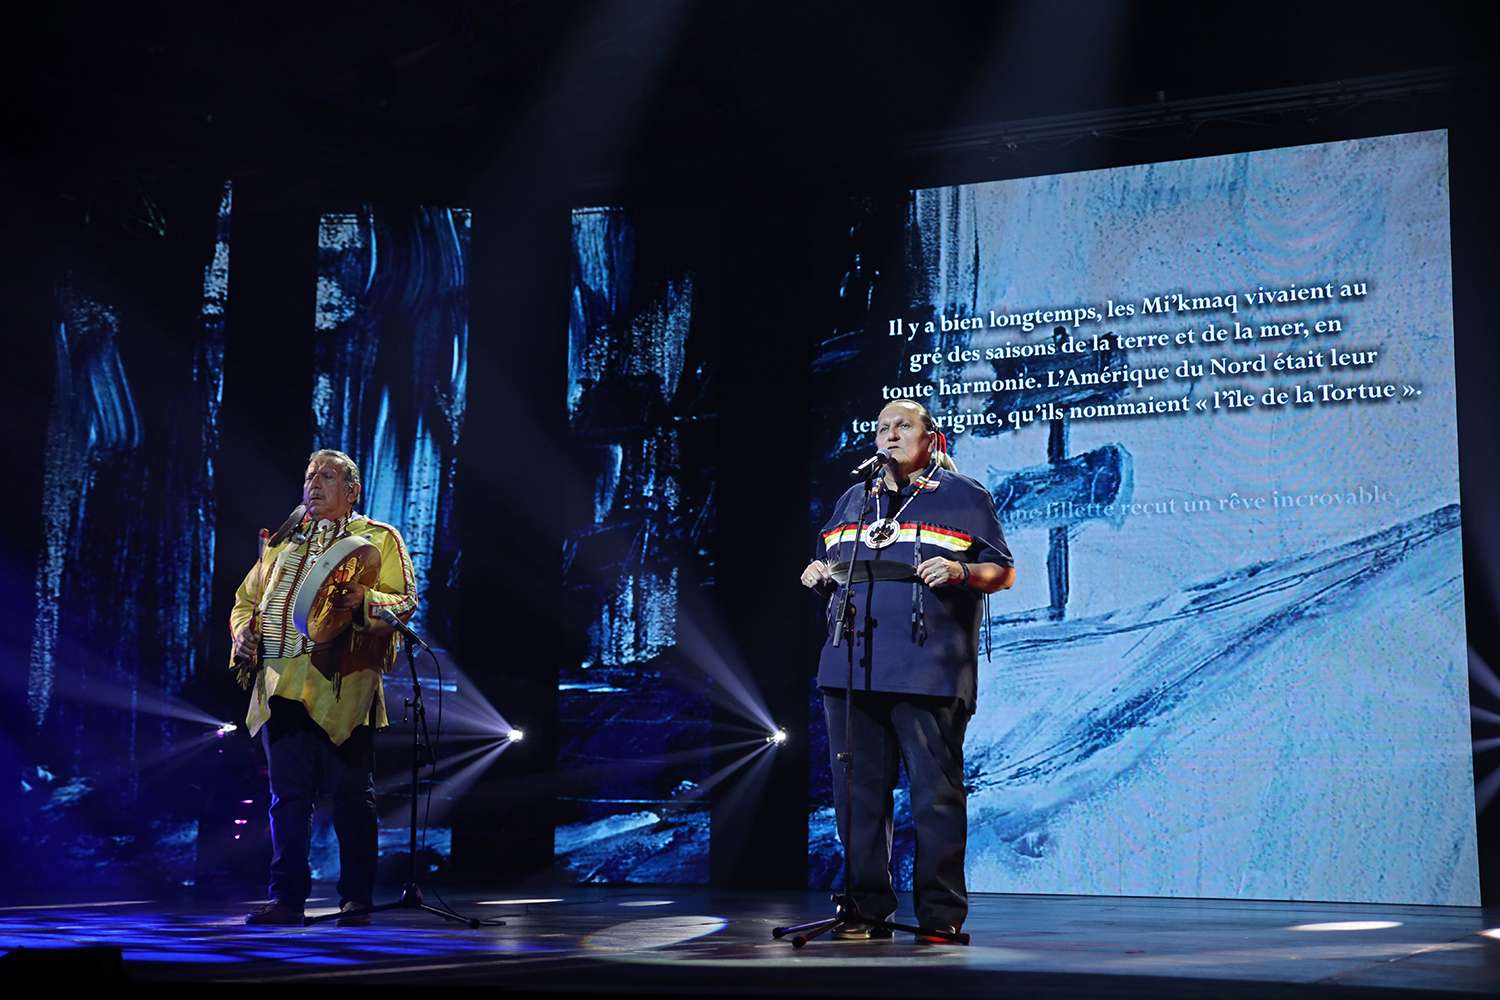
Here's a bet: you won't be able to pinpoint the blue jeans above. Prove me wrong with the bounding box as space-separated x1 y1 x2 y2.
260 697 377 908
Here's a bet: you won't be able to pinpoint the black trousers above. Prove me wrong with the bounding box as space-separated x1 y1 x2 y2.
822 689 971 931
260 697 377 908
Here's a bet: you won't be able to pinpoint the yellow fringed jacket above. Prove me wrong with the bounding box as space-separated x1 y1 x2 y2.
230 513 419 745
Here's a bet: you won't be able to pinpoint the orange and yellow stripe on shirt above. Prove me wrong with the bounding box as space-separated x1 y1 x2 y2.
821 522 972 552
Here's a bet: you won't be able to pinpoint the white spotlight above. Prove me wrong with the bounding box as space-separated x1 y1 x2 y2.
215 722 238 737
506 728 525 743
766 727 788 746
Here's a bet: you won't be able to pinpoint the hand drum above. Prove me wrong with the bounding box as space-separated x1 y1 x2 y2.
291 535 382 643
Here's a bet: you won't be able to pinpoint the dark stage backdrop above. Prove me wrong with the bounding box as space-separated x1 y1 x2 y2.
3 98 1495 904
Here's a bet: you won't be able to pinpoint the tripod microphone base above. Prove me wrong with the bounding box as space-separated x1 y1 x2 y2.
771 895 968 948
298 640 490 931
303 882 487 929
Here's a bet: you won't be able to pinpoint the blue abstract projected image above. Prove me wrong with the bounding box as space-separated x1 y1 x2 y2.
21 181 233 889
310 203 471 872
559 205 718 883
807 130 1476 905
313 205 470 643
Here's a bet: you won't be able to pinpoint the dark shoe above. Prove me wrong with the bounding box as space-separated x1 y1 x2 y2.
336 901 373 927
915 924 965 944
244 901 305 926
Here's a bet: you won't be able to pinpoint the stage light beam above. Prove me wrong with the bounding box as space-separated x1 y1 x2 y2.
380 741 512 827
675 742 775 801
766 727 788 746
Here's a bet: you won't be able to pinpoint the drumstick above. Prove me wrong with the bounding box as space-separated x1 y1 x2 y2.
235 528 272 673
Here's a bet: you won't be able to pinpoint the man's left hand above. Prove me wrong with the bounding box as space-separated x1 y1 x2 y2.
917 557 964 588
331 582 367 611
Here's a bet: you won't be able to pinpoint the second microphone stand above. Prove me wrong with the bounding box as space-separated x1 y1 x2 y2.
305 631 484 929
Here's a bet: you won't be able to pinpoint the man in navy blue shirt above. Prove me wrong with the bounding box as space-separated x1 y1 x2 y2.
802 400 1015 941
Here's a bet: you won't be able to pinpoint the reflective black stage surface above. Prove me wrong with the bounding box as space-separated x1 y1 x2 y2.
2 887 1498 997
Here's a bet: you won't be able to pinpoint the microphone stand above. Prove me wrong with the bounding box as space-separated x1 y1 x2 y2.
773 462 968 948
304 630 484 929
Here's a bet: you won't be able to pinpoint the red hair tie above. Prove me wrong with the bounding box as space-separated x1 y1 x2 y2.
935 431 949 453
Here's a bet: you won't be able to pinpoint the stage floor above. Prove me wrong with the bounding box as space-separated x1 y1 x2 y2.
1 886 1497 997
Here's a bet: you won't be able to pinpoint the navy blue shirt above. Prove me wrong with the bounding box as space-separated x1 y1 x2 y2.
816 466 1012 710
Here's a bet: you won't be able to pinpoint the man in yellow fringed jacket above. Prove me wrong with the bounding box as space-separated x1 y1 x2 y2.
230 448 417 927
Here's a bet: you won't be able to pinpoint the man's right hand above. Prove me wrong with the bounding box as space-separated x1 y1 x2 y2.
231 625 259 666
800 560 833 590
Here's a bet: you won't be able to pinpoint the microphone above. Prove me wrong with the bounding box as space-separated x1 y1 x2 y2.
267 504 308 547
849 448 893 479
374 606 432 651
